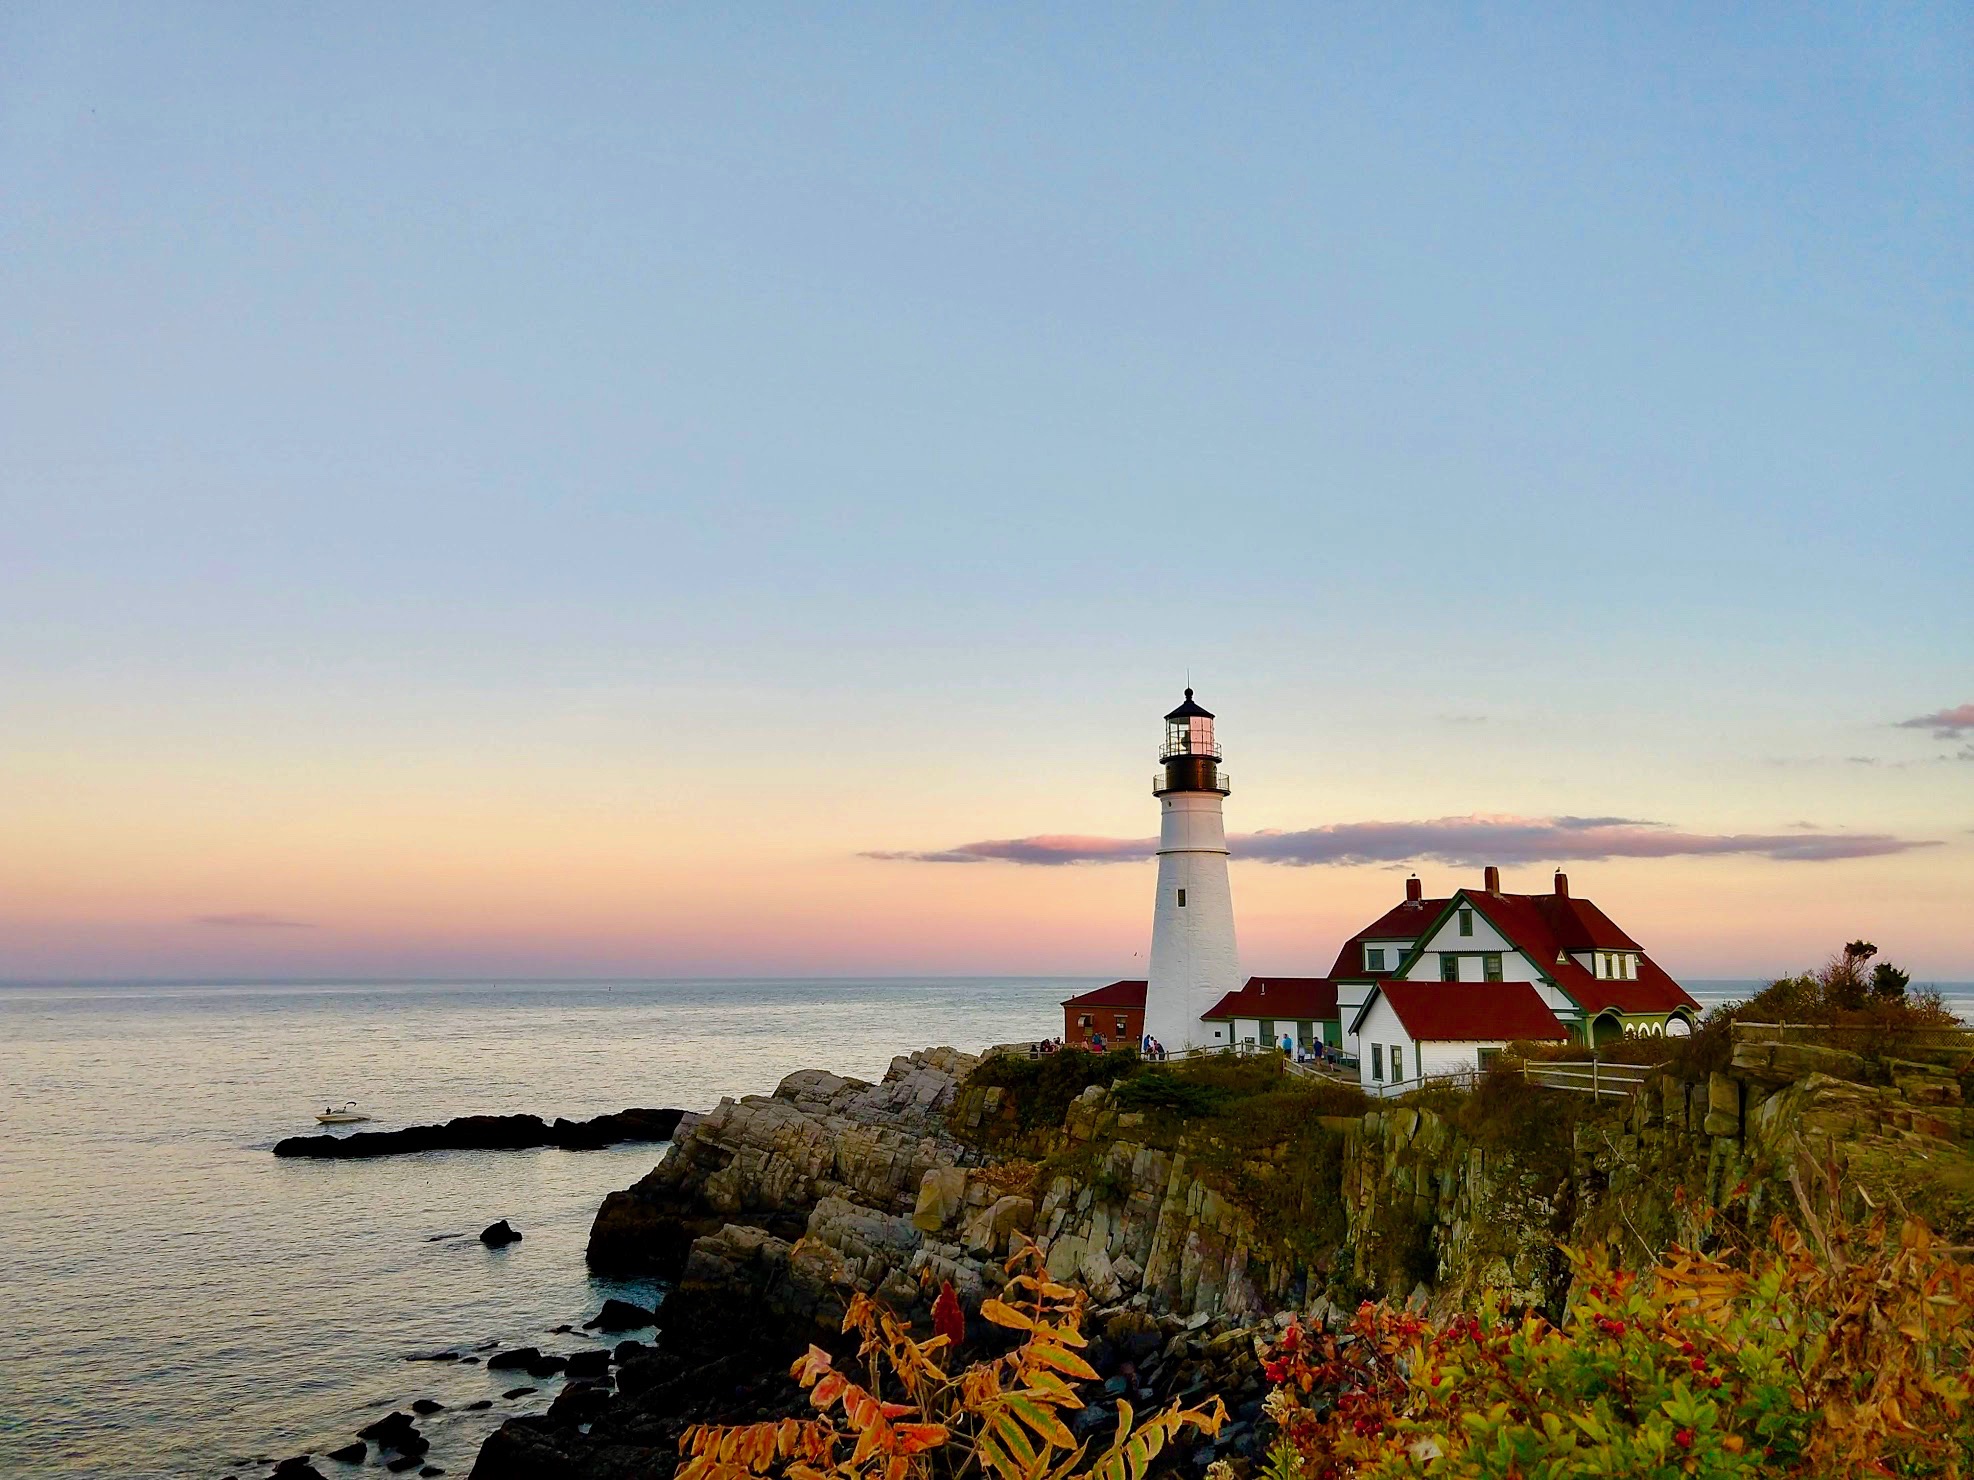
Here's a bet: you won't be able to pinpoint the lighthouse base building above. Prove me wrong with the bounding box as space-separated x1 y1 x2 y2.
1060 691 1699 1084
1064 867 1698 1089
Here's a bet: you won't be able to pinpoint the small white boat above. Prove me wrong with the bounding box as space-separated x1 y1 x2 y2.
315 1101 372 1125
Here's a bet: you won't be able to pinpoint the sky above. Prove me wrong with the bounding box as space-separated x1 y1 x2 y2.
2 5 1970 982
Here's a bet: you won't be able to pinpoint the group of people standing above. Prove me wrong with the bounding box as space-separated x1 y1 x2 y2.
1034 1032 1169 1059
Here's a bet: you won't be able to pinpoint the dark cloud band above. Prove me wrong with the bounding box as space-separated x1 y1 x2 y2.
865 814 1935 867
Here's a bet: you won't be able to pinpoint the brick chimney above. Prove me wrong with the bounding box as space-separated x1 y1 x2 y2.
1483 865 1501 894
1405 874 1423 903
1554 870 1570 898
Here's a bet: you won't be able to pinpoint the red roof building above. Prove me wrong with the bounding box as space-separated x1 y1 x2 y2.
1359 980 1570 1044
1060 980 1145 1049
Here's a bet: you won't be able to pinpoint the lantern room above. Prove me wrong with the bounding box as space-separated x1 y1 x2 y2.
1161 689 1218 761
1155 689 1230 797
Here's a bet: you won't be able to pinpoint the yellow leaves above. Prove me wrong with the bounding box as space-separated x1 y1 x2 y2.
1026 1343 1100 1382
1003 1391 1076 1448
981 1298 1037 1332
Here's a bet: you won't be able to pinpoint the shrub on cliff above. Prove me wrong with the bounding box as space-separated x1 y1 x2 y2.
969 1049 1141 1131
1256 1209 1974 1479
678 1237 1224 1480
1667 943 1956 1079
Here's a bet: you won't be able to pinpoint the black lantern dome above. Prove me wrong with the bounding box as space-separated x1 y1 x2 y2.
1155 689 1230 796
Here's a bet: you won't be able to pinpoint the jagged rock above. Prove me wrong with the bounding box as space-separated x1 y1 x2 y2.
547 1379 614 1425
479 1220 522 1246
960 1194 1034 1256
485 1347 540 1370
586 1048 981 1321
913 1167 968 1231
1731 1039 1866 1086
326 1442 365 1464
564 1348 611 1379
1703 1073 1741 1138
356 1413 418 1445
584 1298 657 1330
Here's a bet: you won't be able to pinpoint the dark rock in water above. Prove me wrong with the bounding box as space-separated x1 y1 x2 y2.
486 1346 540 1370
272 1107 685 1160
326 1441 367 1463
563 1348 611 1379
525 1353 567 1378
420 1469 445 1478
405 1350 460 1362
501 1386 538 1399
358 1412 418 1442
480 1219 522 1247
548 1381 613 1425
385 1458 422 1475
551 1323 574 1334
583 1298 657 1331
411 1398 445 1414
459 1356 481 1365
613 1339 651 1364
465 1399 493 1411
272 1459 324 1479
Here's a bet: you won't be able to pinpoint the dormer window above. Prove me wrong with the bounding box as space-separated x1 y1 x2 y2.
1365 946 1385 971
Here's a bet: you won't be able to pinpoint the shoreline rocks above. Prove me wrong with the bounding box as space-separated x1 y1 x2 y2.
274 1107 685 1160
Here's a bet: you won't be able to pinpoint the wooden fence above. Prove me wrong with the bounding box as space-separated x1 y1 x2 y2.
1516 1058 1655 1100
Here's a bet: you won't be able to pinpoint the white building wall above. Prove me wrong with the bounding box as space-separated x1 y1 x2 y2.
1353 996 1416 1098
1336 983 1373 1060
1143 791 1241 1053
1355 994 1517 1098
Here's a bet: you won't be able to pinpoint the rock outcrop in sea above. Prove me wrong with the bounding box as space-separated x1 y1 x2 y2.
273 1107 685 1159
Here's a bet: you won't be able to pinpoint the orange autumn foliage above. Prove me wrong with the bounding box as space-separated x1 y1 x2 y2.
679 1237 1225 1480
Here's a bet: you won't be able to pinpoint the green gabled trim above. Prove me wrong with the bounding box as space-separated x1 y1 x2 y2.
1385 891 1469 979
1384 888 1590 1018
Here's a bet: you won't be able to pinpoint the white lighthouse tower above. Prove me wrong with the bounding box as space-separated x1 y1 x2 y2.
1142 689 1241 1053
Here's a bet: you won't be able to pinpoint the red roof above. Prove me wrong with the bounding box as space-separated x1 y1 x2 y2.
1462 892 1695 1016
1061 980 1147 1009
1358 980 1569 1042
1201 977 1340 1021
1325 898 1451 979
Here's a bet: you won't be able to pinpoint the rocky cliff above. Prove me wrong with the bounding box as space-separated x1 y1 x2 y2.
468 1031 1973 1478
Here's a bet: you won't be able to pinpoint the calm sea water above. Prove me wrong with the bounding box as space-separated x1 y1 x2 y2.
0 978 1082 1480
2 976 1968 1479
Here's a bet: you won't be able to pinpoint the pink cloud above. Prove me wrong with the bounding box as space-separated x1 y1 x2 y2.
1898 702 1974 739
866 814 1936 867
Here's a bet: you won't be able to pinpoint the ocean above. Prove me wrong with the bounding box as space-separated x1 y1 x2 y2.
3 976 1969 1479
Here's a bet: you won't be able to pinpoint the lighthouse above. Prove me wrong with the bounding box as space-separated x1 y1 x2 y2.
1142 689 1241 1053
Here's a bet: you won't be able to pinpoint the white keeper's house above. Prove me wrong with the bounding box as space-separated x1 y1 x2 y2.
1059 691 1701 1098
